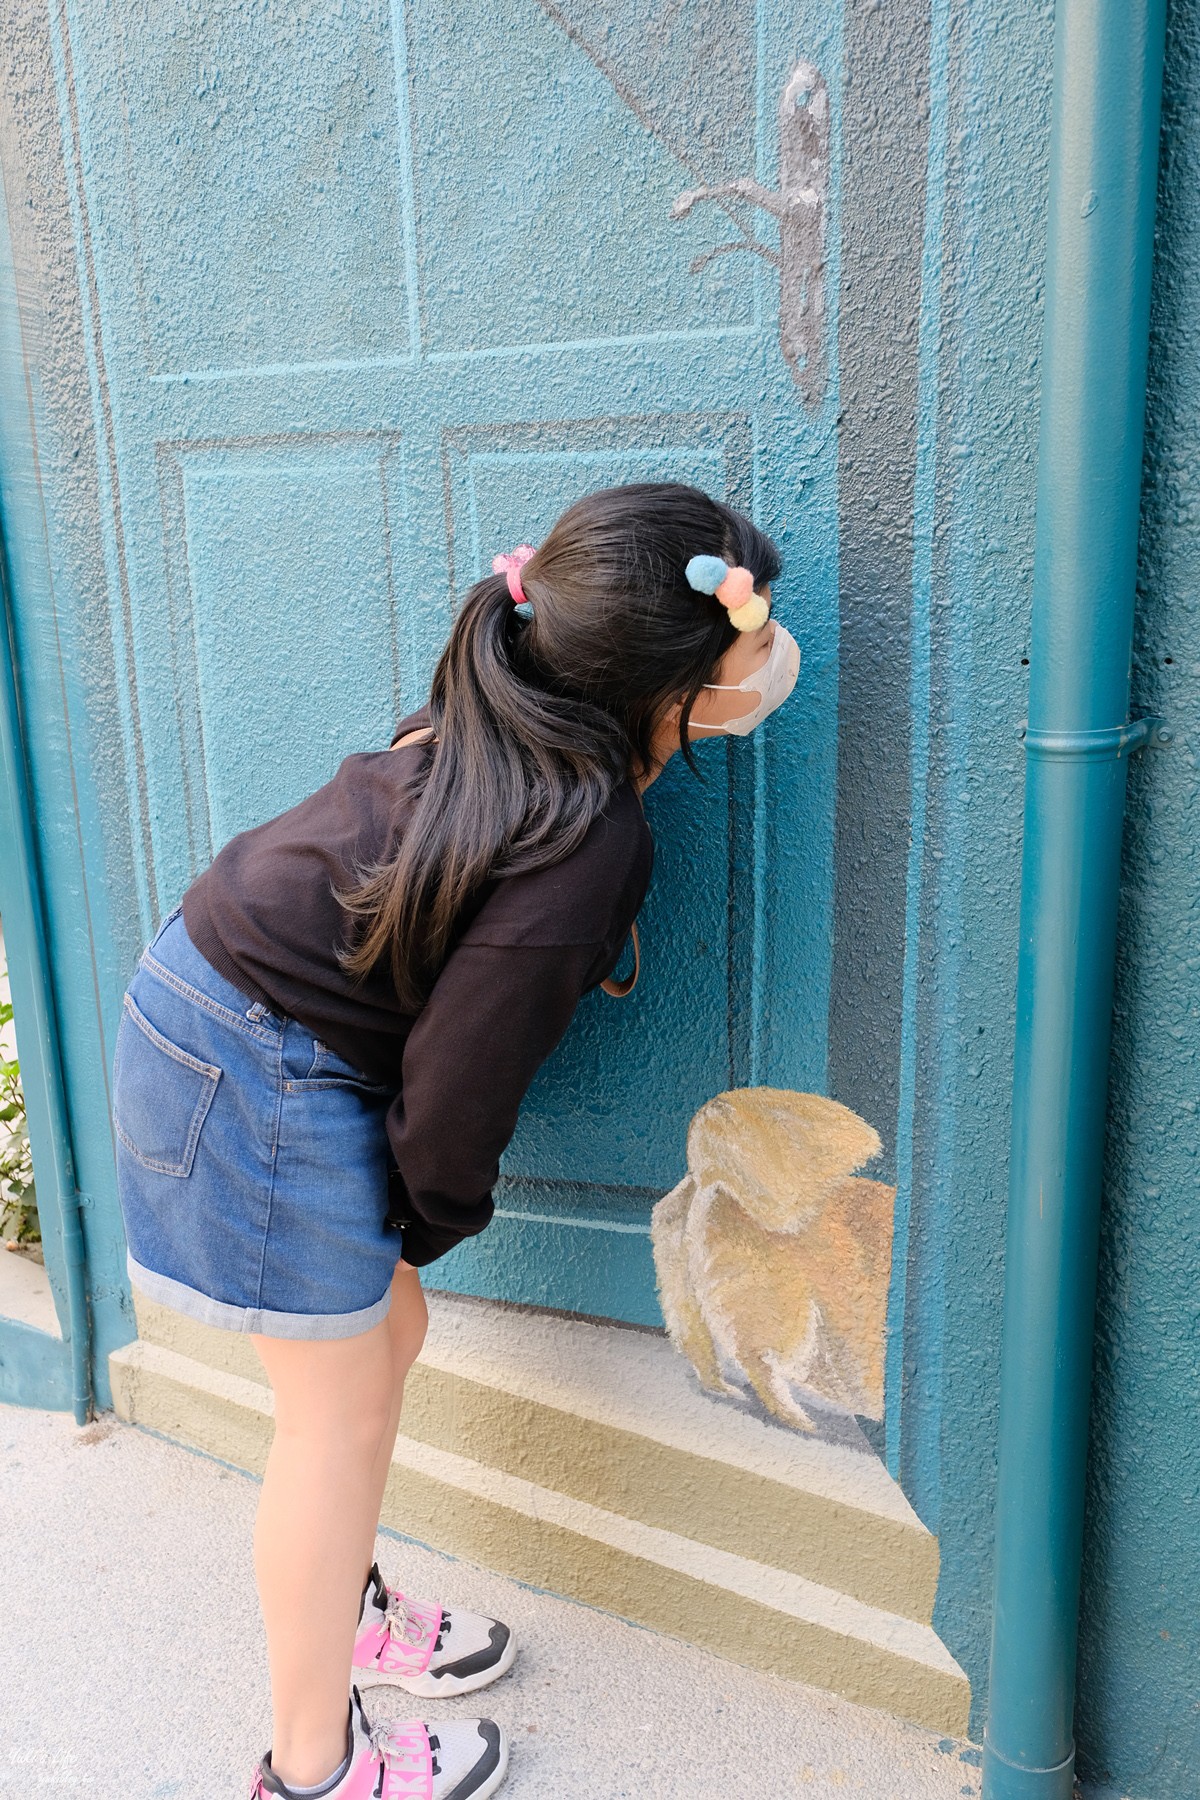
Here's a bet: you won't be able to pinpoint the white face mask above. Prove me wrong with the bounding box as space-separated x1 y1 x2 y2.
690 620 801 736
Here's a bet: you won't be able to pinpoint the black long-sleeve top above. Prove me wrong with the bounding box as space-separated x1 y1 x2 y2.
180 703 654 1268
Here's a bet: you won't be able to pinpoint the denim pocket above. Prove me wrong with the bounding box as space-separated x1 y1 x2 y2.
113 991 222 1176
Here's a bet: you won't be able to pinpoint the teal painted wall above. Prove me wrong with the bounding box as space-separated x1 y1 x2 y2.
1 3 1198 1793
893 0 1048 1743
5 0 849 1341
1073 1 1200 1787
896 4 1200 1790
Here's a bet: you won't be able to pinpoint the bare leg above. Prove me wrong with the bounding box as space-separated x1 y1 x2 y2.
251 1304 399 1789
360 1261 429 1591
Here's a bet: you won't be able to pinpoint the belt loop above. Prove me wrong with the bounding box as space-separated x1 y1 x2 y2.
246 999 285 1028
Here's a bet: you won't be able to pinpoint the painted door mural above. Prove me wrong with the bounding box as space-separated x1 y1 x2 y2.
52 0 844 1325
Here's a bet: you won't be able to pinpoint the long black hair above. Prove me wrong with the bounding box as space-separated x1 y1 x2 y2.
333 481 782 1009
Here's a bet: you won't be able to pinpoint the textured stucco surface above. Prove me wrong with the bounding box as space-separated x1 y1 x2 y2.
109 1331 972 1733
1 1401 985 1800
132 1287 943 1620
900 0 1050 1741
827 0 932 1182
1073 3 1200 1790
906 3 1200 1789
1 1 1198 1790
0 4 148 1404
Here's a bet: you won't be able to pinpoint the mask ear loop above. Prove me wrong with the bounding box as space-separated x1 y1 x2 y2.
703 617 779 691
689 621 792 732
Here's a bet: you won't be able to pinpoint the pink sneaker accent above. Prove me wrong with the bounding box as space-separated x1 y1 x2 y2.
337 1721 433 1800
249 1706 435 1800
353 1588 442 1681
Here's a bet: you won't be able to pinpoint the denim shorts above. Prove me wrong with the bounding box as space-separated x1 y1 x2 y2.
112 904 404 1339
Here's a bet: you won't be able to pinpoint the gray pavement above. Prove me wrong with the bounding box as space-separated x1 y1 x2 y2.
1 1403 984 1800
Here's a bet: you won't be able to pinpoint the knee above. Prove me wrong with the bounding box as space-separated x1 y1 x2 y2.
273 1384 395 1460
257 1331 399 1455
271 1404 394 1461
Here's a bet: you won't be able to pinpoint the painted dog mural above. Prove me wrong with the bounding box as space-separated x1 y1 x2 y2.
652 1088 896 1434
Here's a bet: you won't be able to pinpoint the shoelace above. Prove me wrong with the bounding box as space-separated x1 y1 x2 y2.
365 1714 439 1778
382 1587 431 1649
245 1718 440 1797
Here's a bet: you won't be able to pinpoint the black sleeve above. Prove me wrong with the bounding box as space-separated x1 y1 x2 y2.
384 938 610 1267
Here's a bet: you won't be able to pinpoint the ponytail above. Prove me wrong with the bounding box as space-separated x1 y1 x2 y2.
333 482 781 1010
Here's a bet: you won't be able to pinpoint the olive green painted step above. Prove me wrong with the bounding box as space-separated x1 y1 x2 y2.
130 1290 940 1623
108 1337 970 1736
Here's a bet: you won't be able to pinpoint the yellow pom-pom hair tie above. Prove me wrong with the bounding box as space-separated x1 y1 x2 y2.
684 554 770 632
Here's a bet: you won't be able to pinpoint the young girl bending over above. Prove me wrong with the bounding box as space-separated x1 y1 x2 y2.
112 481 799 1798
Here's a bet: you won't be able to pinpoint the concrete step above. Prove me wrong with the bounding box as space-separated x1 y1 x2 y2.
131 1290 940 1622
109 1335 969 1735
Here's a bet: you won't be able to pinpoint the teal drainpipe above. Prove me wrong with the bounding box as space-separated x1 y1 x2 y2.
982 3 1168 1798
0 539 92 1425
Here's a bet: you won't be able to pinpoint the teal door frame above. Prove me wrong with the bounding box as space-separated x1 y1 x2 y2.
0 176 92 1421
0 521 92 1422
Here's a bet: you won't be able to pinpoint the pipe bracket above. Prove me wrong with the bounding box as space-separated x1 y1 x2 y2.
1016 715 1170 758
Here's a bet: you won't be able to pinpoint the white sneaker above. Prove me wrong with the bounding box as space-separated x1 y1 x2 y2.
250 1684 508 1800
352 1561 517 1699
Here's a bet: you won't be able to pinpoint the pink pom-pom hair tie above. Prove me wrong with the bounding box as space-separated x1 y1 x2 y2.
492 543 537 605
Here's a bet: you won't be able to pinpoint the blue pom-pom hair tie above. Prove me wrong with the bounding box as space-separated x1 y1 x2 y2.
684 554 770 631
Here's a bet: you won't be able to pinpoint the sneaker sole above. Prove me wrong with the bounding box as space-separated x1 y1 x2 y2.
352 1628 518 1699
